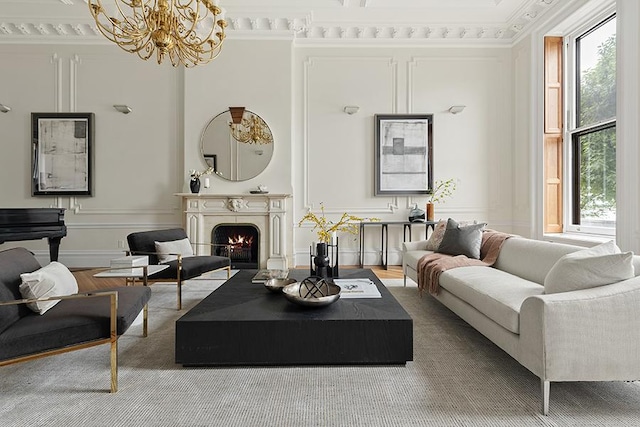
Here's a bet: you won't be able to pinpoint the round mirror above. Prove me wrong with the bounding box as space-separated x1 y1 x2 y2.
200 108 274 181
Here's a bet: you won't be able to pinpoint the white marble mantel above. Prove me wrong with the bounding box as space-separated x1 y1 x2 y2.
177 193 292 269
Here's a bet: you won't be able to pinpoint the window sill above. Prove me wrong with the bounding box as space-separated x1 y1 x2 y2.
542 232 613 248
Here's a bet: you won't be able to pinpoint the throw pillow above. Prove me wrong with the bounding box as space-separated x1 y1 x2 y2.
436 218 486 259
155 238 194 263
544 241 635 294
19 262 79 315
424 219 447 251
425 219 477 251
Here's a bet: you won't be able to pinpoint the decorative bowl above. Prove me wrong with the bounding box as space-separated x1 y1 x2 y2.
282 277 341 307
264 278 297 293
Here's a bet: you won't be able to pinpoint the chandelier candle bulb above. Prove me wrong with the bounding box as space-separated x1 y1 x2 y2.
204 177 210 188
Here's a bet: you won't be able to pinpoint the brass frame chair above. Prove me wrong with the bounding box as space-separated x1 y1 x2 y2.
126 228 231 310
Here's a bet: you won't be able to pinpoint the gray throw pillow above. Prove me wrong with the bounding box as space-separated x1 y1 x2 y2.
436 218 486 259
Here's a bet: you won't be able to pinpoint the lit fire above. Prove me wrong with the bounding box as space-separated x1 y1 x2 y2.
228 235 253 248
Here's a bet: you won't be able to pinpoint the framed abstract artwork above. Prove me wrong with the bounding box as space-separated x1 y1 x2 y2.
31 112 94 196
374 113 433 195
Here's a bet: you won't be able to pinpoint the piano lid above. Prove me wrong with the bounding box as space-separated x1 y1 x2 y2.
0 208 65 226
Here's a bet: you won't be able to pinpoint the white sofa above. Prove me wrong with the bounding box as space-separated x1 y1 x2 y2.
402 236 640 415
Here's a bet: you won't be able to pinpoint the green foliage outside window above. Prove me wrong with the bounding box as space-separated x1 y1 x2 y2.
576 31 616 224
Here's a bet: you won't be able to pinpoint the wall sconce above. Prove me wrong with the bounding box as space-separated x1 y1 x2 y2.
0 104 11 113
113 105 132 114
343 105 360 115
448 105 466 114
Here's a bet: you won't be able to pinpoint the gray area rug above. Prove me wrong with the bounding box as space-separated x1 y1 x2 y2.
2 278 640 426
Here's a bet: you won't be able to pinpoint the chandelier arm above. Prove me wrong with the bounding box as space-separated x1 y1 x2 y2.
89 0 226 67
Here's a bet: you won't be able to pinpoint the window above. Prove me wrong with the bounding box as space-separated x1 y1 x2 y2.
567 14 616 235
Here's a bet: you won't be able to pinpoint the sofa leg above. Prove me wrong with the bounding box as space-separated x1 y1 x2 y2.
541 380 550 415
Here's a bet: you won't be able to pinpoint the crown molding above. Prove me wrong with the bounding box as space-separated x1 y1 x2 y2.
0 0 558 46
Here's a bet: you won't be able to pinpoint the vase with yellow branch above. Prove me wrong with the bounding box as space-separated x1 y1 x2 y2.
426 178 457 221
299 203 378 277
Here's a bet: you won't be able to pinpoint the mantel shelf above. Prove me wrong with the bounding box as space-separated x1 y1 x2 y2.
175 193 291 198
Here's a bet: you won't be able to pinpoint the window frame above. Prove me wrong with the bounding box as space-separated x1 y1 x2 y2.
563 12 617 237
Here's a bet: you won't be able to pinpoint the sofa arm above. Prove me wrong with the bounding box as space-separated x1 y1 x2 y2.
402 240 429 252
519 276 640 382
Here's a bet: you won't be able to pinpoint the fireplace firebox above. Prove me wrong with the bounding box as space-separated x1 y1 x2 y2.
212 224 260 269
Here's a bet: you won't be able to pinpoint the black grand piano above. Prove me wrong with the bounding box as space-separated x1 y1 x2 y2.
0 208 67 261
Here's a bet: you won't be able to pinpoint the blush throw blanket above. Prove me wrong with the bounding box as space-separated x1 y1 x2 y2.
417 230 513 295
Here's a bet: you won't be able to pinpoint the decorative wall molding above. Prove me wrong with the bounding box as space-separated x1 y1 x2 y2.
0 0 558 46
65 222 180 230
302 55 399 215
51 53 62 112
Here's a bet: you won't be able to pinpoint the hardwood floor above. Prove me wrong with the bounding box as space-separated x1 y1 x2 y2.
72 265 405 292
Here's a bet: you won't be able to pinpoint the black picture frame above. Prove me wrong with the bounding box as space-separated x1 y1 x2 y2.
204 154 217 171
374 113 433 196
31 112 94 196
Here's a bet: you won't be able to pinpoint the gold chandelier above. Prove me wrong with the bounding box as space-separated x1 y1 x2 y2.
228 107 273 145
88 0 227 68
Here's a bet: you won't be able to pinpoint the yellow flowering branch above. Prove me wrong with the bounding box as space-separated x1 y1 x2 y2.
298 203 379 243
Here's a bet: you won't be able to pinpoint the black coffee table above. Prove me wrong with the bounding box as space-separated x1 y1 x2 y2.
175 269 413 366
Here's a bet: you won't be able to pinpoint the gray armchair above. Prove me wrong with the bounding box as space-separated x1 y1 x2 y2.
127 228 231 310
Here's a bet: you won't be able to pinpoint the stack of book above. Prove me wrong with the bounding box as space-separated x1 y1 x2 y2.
110 255 149 275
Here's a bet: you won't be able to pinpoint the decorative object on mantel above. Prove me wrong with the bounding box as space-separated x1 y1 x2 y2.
426 178 457 221
249 185 269 194
189 166 215 194
88 0 227 68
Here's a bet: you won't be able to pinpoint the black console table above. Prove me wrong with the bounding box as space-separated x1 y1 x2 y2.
359 220 436 269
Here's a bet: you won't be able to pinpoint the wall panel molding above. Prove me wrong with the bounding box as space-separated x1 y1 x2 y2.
302 55 398 213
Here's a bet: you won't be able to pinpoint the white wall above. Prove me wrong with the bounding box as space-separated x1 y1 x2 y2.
0 39 516 268
0 44 182 266
293 46 514 266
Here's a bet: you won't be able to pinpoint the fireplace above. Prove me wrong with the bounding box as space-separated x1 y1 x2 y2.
181 193 291 269
212 224 260 269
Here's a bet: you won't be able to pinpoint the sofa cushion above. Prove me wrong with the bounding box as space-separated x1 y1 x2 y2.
0 286 151 361
437 219 486 259
152 255 230 280
19 262 79 314
544 241 635 294
154 238 194 263
439 266 544 334
493 238 580 285
425 220 447 251
0 248 43 334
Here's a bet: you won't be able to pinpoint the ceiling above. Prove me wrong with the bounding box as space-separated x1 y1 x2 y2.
0 0 559 45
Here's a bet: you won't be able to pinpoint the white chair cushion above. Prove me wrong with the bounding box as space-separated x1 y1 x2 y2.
155 238 194 263
19 262 79 314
